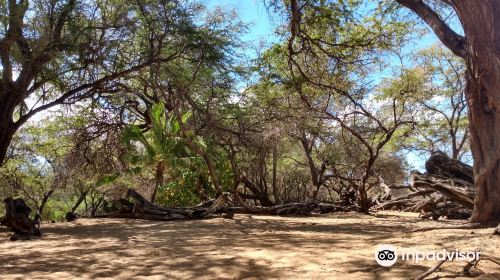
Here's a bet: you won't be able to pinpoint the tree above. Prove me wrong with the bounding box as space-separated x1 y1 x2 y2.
394 0 500 222
268 0 415 212
388 45 469 161
0 0 208 166
0 118 74 221
123 103 199 204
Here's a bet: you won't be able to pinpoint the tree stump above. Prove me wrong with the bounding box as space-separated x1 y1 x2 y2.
1 198 41 241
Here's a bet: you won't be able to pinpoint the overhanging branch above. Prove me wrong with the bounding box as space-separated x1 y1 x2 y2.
396 0 467 58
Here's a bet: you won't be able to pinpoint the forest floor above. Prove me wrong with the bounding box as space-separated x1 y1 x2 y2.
0 211 499 280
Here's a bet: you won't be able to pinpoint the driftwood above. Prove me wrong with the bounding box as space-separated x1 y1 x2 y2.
225 202 356 215
425 151 473 183
1 198 41 241
412 173 474 208
107 189 227 221
106 189 356 221
410 259 447 280
373 152 475 220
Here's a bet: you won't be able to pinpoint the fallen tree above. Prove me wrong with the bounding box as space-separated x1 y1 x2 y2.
105 189 357 221
106 189 228 221
0 198 42 241
373 152 475 220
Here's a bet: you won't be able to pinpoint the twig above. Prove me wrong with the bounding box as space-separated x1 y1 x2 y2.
411 222 485 232
411 259 447 280
490 223 500 238
480 255 500 266
463 255 500 280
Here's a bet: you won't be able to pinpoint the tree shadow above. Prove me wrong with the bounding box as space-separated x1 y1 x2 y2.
0 213 497 279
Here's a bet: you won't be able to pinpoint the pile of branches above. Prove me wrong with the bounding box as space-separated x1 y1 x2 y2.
227 201 357 216
373 151 475 220
105 189 357 222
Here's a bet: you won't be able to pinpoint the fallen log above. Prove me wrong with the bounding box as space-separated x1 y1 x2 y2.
106 189 356 221
108 189 227 221
425 151 473 183
411 173 475 209
373 189 435 211
372 152 476 220
1 198 41 241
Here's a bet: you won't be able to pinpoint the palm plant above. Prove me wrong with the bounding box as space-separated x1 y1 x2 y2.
122 102 197 204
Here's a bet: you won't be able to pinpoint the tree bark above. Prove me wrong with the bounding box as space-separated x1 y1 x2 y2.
1 198 41 241
397 0 500 223
272 146 280 204
451 0 500 223
151 160 166 204
0 99 17 166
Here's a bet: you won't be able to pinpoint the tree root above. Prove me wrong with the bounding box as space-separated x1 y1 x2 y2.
410 259 447 280
479 255 500 266
410 222 488 232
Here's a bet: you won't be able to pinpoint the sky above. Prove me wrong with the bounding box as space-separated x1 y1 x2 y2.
204 0 458 171
24 1 463 171
207 0 277 40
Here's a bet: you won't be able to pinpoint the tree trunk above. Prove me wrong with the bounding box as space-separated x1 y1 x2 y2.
0 100 17 166
300 133 324 201
1 198 41 241
241 176 274 207
272 146 280 204
151 160 166 204
71 189 89 213
34 190 54 222
453 1 500 223
0 128 14 166
91 196 104 217
358 184 369 214
66 188 90 221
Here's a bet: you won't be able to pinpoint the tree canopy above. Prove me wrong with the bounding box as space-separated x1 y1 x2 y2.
1 0 499 225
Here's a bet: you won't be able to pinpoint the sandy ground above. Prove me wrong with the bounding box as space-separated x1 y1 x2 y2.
0 211 499 280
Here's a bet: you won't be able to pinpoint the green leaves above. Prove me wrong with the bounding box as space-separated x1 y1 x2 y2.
121 102 217 205
96 172 121 187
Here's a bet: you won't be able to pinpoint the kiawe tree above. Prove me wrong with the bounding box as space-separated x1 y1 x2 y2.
390 45 469 161
280 0 500 222
0 0 203 166
394 0 500 223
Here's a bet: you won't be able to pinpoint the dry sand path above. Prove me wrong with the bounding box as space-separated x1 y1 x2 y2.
1 211 499 279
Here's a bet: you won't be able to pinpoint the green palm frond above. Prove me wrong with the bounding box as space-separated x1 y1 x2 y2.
122 125 156 159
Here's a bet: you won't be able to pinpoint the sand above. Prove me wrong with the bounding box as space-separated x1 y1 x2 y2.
0 211 499 279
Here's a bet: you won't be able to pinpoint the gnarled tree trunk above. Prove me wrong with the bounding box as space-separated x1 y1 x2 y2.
1 198 41 241
453 1 500 223
397 0 500 223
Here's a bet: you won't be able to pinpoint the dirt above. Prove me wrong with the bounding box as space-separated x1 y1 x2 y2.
0 211 499 279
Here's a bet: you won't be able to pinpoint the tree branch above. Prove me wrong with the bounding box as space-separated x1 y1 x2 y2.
396 0 467 58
